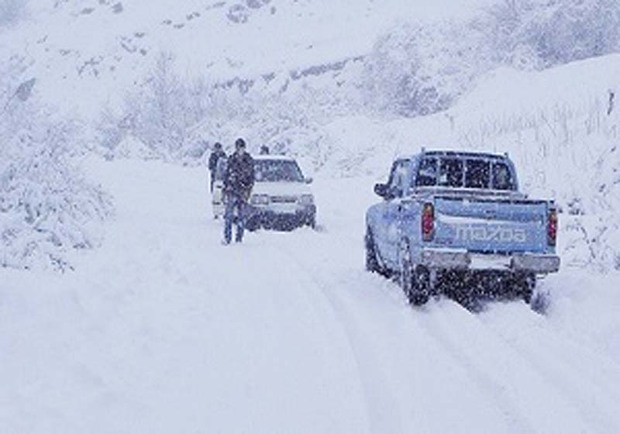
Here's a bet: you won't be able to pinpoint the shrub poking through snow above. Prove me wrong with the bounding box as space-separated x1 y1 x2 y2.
0 61 112 271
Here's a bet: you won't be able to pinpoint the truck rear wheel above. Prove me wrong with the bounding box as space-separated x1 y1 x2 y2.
513 272 536 304
399 241 430 306
308 216 316 229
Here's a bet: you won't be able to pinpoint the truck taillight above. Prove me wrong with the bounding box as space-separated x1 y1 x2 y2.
422 203 434 242
548 209 558 246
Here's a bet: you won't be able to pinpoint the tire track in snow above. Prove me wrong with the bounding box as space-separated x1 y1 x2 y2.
273 240 406 434
422 300 612 433
422 308 542 431
190 239 375 433
275 236 526 433
481 304 620 434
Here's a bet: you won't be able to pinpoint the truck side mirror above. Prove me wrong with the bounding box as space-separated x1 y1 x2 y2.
374 183 391 199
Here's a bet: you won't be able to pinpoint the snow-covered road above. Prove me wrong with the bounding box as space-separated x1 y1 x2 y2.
2 159 620 433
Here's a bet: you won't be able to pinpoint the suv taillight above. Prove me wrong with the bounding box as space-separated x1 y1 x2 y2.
547 208 558 246
422 203 434 242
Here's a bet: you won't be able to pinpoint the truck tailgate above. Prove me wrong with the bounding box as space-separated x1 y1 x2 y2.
432 196 549 254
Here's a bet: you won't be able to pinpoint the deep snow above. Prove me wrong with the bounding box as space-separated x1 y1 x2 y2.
1 158 619 433
2 1 620 432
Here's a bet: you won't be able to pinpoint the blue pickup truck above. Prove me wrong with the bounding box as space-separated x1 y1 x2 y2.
365 150 560 306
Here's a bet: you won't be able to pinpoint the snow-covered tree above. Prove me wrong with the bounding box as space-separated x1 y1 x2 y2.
114 52 213 163
129 52 184 158
362 21 491 117
482 0 620 68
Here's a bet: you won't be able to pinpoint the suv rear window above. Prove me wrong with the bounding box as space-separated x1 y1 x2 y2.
255 160 304 182
415 156 515 190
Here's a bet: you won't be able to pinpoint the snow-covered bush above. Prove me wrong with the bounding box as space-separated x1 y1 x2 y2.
362 21 491 117
107 52 353 170
363 0 620 118
192 80 339 170
557 144 620 272
483 0 620 68
0 60 112 271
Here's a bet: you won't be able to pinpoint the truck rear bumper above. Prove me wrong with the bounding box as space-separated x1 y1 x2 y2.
420 248 560 274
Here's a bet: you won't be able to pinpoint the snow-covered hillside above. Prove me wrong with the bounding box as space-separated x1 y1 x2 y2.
0 0 491 117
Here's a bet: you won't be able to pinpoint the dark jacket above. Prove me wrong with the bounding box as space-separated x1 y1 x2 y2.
224 151 254 199
208 149 226 172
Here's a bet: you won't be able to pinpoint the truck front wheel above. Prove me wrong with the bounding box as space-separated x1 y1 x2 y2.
365 228 381 274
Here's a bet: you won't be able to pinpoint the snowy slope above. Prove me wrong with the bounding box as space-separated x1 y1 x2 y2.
1 158 619 433
0 0 492 116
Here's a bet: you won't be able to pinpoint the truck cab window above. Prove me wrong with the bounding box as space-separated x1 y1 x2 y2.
492 162 515 190
438 158 463 188
465 159 490 189
416 158 437 186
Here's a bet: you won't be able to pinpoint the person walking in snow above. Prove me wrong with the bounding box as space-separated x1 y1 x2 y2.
222 138 254 244
208 142 227 193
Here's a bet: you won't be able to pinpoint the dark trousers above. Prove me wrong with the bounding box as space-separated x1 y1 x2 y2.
224 194 247 243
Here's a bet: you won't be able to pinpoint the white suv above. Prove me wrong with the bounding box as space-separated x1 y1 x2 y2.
246 155 316 230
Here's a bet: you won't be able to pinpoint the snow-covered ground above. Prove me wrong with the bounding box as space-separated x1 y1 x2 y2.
2 1 620 432
2 158 619 433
